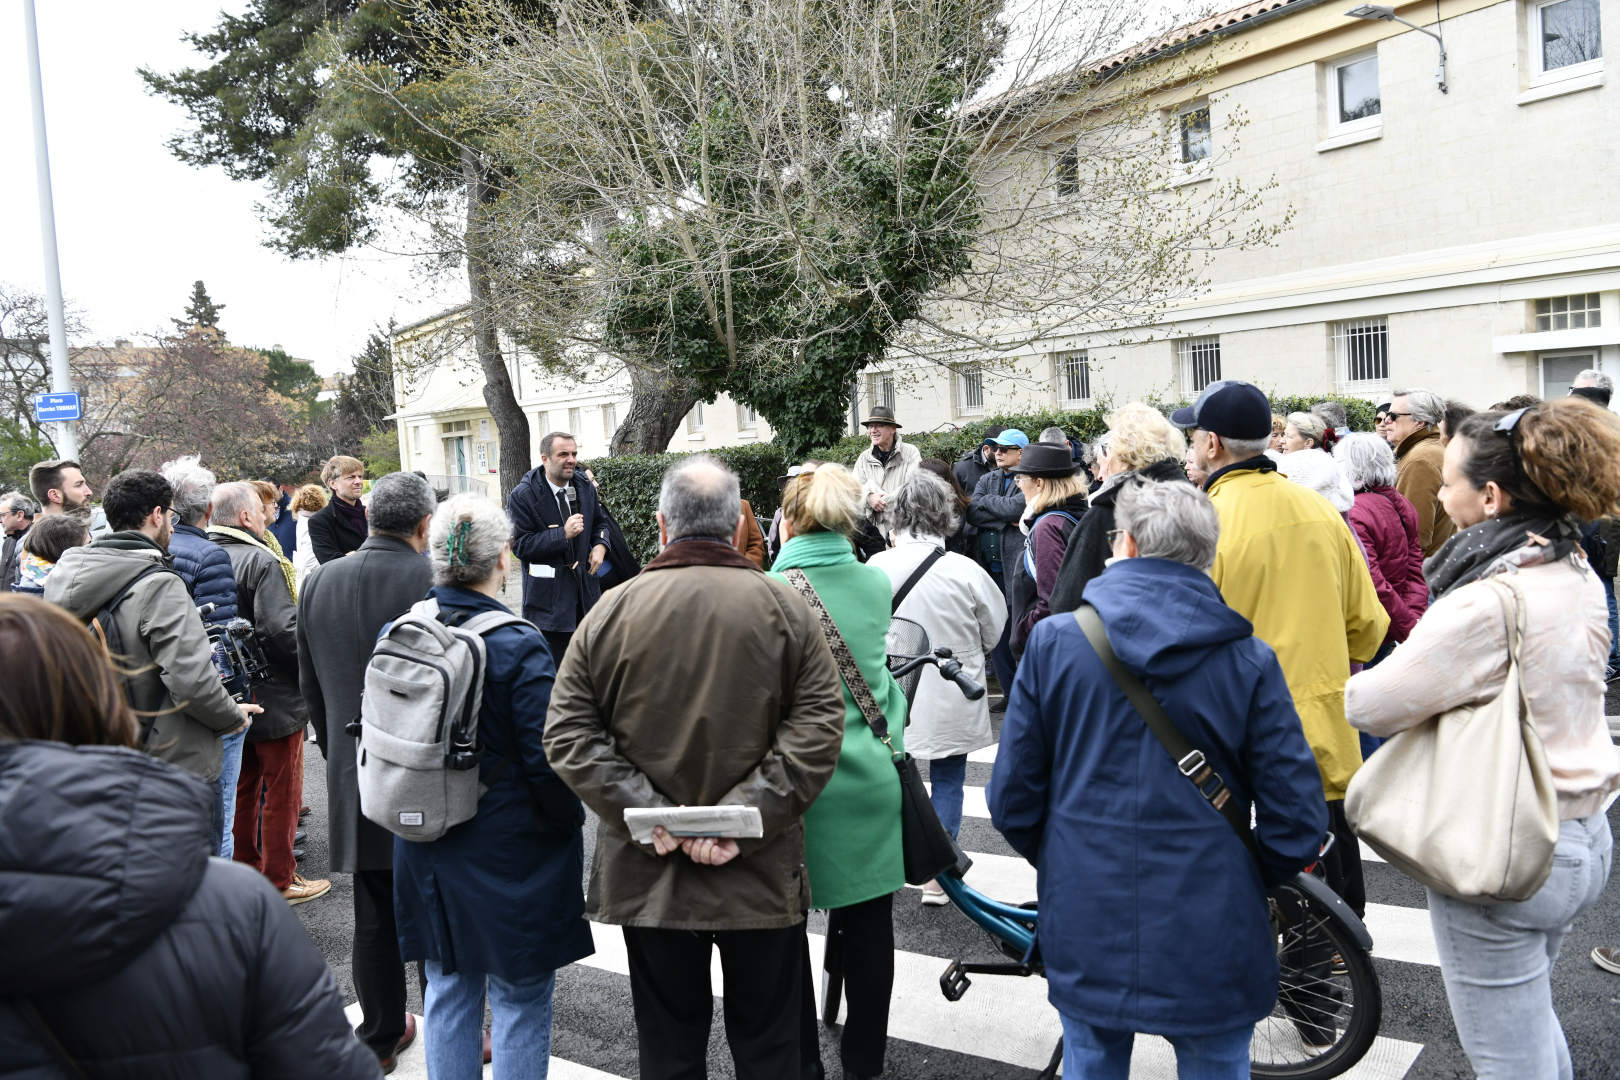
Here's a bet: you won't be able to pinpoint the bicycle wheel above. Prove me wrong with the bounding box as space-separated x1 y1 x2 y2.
1250 892 1381 1079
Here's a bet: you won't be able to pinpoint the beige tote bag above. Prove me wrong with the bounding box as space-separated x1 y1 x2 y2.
1345 576 1560 903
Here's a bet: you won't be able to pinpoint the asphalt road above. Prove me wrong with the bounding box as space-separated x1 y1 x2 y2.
285 680 1620 1079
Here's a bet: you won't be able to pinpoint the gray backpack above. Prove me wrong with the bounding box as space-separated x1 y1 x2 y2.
356 597 528 842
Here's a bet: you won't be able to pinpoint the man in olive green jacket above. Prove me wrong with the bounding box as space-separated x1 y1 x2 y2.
544 455 844 1079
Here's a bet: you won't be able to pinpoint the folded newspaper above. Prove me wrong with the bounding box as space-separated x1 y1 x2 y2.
624 806 764 844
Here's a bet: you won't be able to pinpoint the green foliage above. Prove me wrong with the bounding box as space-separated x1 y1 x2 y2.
339 329 396 434
0 416 53 496
175 280 226 332
259 347 323 411
585 391 1378 563
360 426 401 476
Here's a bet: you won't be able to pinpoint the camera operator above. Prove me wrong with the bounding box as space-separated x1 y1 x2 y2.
209 482 328 906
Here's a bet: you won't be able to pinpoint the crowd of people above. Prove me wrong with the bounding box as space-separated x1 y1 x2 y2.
2 374 1620 1080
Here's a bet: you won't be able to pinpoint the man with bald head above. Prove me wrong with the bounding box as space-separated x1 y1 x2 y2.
545 454 845 1077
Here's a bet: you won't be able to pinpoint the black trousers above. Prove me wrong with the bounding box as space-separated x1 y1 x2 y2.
623 922 804 1080
542 629 574 665
352 867 407 1059
1323 799 1365 918
802 892 894 1077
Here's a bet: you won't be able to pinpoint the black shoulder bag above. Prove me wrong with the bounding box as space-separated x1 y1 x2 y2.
890 547 945 613
784 569 961 885
1073 604 1261 867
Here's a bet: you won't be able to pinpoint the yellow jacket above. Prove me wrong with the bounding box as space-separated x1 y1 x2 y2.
1207 465 1390 800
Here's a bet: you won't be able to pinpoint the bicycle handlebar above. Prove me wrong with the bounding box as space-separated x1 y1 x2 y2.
889 649 985 701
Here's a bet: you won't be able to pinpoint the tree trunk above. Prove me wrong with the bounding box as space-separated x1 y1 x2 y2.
464 147 531 502
611 358 698 456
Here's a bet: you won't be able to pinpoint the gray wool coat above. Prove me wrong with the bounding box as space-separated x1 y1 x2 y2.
296 534 433 873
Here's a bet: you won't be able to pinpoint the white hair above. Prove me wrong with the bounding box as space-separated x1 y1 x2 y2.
1333 432 1398 491
209 482 260 526
431 494 511 586
1392 388 1446 427
162 455 217 526
1115 478 1219 571
1577 369 1614 393
891 472 959 539
659 455 741 540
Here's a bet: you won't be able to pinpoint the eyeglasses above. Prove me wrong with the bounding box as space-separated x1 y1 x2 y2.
1386 411 1415 421
1106 529 1125 546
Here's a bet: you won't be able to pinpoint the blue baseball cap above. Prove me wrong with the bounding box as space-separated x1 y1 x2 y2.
990 428 1029 448
1170 380 1272 440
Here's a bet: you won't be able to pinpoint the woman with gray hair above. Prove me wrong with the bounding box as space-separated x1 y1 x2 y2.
868 473 1007 906
1335 433 1427 665
393 494 594 1079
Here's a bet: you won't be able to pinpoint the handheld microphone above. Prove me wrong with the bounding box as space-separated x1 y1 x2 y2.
564 485 580 519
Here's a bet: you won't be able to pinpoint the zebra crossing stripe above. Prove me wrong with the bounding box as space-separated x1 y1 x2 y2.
339 1004 626 1080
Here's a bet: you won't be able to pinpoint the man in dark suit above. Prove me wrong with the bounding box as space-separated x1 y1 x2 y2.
508 431 610 661
295 470 435 1071
306 455 369 564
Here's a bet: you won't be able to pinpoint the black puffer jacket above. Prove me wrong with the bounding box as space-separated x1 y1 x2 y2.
0 741 379 1080
1048 456 1190 615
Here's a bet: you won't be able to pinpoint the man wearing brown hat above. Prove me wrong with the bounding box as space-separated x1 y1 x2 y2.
852 406 920 543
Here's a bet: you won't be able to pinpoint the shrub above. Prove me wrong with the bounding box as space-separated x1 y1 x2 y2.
585 392 1375 563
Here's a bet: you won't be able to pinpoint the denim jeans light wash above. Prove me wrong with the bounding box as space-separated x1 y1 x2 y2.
926 753 969 837
1427 812 1613 1080
1059 1012 1252 1080
423 959 555 1080
212 727 248 859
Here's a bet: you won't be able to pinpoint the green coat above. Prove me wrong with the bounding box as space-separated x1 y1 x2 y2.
771 530 906 909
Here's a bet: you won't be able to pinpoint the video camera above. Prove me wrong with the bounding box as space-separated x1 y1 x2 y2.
199 602 270 702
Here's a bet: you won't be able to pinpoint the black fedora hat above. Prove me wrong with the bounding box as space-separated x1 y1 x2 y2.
1007 442 1079 478
860 406 902 428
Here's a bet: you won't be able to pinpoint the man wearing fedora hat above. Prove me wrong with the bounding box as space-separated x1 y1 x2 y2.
852 406 921 542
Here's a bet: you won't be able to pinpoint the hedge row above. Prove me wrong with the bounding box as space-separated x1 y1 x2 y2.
586 393 1377 564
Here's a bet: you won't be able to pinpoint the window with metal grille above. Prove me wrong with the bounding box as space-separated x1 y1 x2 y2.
958 368 985 415
1334 318 1390 389
1057 351 1091 404
1177 337 1221 393
602 402 617 436
866 372 895 413
1535 294 1601 332
687 402 704 432
738 402 758 428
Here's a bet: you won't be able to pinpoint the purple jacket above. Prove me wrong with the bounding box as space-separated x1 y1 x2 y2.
1347 485 1427 642
1011 495 1088 651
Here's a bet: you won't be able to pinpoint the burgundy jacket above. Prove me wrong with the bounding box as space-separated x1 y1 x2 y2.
1347 485 1427 642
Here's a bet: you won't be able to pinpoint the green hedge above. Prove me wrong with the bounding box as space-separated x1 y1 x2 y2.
586 393 1376 563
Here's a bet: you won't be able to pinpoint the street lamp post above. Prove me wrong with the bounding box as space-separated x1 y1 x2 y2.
1345 4 1449 93
23 0 79 459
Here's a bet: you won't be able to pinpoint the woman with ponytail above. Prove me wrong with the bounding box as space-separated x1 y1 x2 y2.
1347 398 1620 1078
393 494 594 1079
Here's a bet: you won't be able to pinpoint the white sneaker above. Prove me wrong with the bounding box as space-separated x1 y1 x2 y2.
920 881 949 907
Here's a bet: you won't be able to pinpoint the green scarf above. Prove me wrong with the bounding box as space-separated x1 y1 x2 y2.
209 524 298 603
771 528 858 571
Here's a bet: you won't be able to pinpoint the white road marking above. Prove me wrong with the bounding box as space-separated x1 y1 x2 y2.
340 1004 628 1080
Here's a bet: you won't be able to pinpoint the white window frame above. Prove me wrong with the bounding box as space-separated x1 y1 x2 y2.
1172 101 1214 184
602 401 617 437
1055 350 1092 406
956 366 986 417
1539 350 1600 398
1328 49 1382 137
1534 293 1603 332
535 411 549 437
568 407 582 437
411 426 421 454
1333 317 1391 392
1530 0 1603 84
866 372 896 414
1053 146 1079 199
1177 336 1222 394
738 402 758 429
687 401 705 434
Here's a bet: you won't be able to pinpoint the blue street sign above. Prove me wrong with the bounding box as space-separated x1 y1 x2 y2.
33 391 80 422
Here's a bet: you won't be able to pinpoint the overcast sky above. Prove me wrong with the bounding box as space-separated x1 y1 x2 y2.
1 2 460 376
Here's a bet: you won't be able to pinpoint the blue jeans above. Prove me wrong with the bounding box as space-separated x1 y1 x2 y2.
1427 813 1612 1080
1604 578 1618 670
987 568 1018 700
424 960 555 1080
212 727 248 859
926 754 968 837
1059 1013 1252 1080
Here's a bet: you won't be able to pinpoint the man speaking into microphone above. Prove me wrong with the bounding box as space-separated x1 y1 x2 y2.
509 431 611 661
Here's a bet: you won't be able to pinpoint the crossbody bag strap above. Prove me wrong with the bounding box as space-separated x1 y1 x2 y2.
12 999 89 1080
1075 605 1262 869
782 569 896 755
891 548 946 613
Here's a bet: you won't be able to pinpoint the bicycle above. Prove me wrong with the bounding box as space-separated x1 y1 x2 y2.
821 617 1383 1080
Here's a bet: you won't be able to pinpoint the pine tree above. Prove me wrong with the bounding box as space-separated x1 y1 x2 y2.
175 280 225 332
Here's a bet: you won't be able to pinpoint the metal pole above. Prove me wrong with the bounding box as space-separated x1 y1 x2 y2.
23 0 78 459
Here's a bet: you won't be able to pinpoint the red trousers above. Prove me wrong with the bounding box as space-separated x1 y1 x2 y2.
233 731 302 891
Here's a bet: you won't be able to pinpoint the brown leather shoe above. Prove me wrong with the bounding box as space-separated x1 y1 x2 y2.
281 874 331 905
378 1013 417 1075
